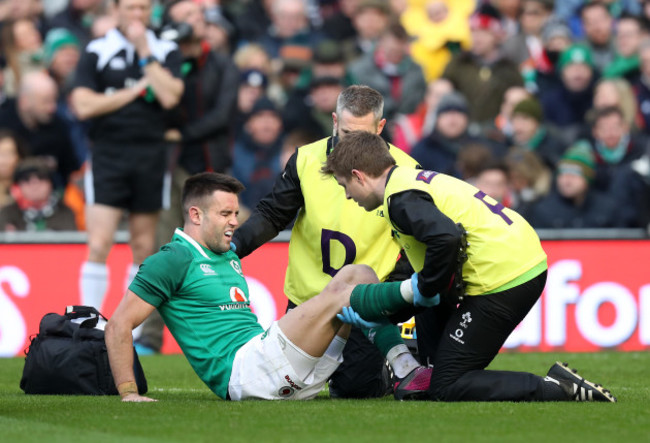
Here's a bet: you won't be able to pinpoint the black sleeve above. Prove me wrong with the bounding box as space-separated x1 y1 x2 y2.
388 190 462 297
162 47 183 78
232 151 304 258
181 57 239 143
71 48 98 90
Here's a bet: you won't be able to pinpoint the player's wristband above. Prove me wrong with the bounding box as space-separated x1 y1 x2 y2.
117 381 138 398
138 55 157 68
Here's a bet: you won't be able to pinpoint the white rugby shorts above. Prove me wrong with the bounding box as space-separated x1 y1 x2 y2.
228 322 342 400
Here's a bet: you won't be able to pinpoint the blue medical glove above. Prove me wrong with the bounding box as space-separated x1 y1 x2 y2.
411 273 440 308
230 241 237 252
337 306 386 329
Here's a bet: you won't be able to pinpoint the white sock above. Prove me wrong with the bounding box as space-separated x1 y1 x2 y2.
324 335 347 360
400 279 414 303
386 344 420 379
80 261 108 311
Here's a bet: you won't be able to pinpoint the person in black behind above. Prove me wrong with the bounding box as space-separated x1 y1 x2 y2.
70 0 183 312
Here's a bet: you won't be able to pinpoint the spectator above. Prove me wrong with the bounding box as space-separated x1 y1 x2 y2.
502 0 555 69
482 85 531 144
342 0 392 62
0 156 77 231
556 0 640 38
510 96 567 168
538 44 597 141
0 71 80 190
442 3 524 124
70 0 183 311
43 28 88 165
0 130 27 207
234 68 269 137
1 18 44 98
392 78 454 154
322 0 360 43
410 92 506 176
45 0 104 48
492 0 523 39
349 20 427 125
527 141 623 228
603 13 644 83
257 0 322 62
579 1 616 73
588 105 649 226
286 39 356 108
279 128 319 171
282 39 357 135
504 147 552 217
163 0 240 177
474 160 512 206
43 28 81 95
232 97 285 209
593 77 641 130
400 0 473 81
233 0 273 45
635 38 650 133
203 5 235 54
456 142 495 183
530 18 573 93
283 75 344 138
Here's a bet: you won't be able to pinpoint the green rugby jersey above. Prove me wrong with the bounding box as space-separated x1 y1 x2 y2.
130 228 264 399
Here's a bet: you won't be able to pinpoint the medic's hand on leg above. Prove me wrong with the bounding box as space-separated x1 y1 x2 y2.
410 273 440 308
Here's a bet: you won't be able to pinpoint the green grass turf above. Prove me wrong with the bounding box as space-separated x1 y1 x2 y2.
0 351 648 443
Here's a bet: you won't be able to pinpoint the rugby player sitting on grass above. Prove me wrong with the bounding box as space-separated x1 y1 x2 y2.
106 172 432 401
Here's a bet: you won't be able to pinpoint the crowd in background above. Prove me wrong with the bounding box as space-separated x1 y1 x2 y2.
1 0 650 233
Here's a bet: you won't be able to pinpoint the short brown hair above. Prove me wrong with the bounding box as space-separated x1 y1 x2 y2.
182 172 244 219
321 131 395 178
336 85 384 122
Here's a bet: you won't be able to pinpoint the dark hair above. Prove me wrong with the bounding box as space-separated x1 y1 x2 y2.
590 105 625 126
161 0 185 27
321 131 395 178
336 85 384 122
182 173 245 219
579 1 611 18
13 157 54 184
383 20 409 42
0 130 29 160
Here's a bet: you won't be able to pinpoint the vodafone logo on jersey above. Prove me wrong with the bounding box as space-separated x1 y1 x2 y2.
230 287 248 303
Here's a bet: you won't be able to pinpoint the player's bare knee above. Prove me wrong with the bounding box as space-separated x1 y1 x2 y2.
337 264 379 285
87 237 113 263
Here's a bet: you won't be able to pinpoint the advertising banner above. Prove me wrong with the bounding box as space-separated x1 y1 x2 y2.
1 240 648 356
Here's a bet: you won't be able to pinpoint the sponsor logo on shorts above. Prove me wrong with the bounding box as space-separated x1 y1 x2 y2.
278 386 294 398
284 375 302 391
416 170 438 184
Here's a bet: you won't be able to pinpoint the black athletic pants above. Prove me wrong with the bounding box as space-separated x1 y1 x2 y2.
415 271 549 401
286 301 390 398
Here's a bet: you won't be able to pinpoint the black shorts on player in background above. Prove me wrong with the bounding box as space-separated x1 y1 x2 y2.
415 271 548 401
87 142 169 213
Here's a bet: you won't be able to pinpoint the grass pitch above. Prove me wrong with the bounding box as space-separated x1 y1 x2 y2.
0 351 648 443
